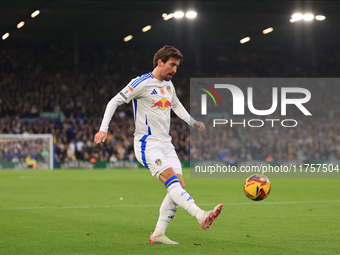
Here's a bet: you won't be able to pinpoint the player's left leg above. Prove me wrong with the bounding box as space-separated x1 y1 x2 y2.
150 193 179 244
151 155 182 244
152 193 177 237
135 141 180 244
151 174 184 239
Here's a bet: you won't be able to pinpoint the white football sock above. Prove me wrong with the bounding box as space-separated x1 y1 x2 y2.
152 193 178 237
194 209 205 223
165 176 205 222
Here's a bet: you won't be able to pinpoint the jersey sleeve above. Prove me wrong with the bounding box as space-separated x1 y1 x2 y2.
99 77 146 132
99 94 125 132
118 77 147 103
171 86 196 127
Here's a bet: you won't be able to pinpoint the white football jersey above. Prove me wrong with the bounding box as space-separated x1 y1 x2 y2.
117 72 192 142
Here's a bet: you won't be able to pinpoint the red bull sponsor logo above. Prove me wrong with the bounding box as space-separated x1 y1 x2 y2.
151 98 171 110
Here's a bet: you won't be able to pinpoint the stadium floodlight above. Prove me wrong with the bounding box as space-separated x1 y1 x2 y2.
162 13 167 18
2 32 9 40
186 11 197 19
17 21 25 29
142 25 151 32
315 15 326 21
303 14 314 21
174 11 184 18
123 35 133 42
164 13 174 20
240 37 250 44
31 10 40 18
263 27 273 34
292 13 303 20
290 13 303 22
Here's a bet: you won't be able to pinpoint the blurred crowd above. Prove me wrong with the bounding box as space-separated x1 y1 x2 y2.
0 137 50 166
191 117 340 164
1 43 340 164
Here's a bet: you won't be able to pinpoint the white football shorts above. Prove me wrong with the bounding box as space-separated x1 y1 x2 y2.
134 139 182 178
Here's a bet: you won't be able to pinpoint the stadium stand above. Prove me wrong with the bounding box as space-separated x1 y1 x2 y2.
1 43 340 163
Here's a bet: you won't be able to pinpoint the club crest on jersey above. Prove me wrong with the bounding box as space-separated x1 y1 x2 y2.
155 159 162 165
160 88 165 94
167 86 171 94
151 98 171 110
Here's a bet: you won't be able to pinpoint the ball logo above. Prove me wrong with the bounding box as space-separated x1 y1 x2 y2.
151 98 171 110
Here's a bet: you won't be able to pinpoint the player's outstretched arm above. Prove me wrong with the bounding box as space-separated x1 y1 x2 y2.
94 93 126 145
94 131 107 144
95 77 146 144
193 121 206 132
171 91 205 132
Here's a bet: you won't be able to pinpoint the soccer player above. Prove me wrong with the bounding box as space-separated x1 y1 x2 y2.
94 45 223 244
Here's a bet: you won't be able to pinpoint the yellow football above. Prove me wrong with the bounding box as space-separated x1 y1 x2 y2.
244 174 271 201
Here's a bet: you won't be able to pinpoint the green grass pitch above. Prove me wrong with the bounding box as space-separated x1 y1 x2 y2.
0 168 339 254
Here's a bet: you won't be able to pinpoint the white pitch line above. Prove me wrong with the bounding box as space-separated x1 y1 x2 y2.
1 200 340 210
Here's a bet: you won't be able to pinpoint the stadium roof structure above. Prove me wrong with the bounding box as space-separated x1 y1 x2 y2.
1 1 340 46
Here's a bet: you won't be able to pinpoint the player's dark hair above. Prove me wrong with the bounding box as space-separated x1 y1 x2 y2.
153 45 183 68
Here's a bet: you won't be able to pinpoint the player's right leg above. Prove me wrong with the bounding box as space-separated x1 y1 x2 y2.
159 168 223 229
134 140 222 245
